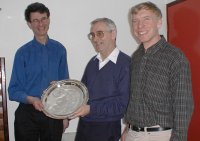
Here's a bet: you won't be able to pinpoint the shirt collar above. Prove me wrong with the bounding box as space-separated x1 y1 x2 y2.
33 36 49 47
95 48 120 64
140 35 167 55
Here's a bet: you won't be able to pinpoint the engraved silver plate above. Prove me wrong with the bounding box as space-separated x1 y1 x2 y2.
41 79 88 119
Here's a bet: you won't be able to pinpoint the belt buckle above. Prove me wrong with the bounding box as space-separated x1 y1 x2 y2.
130 125 144 132
137 127 141 132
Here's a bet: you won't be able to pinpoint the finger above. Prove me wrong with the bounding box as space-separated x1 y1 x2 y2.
68 114 78 119
50 80 57 84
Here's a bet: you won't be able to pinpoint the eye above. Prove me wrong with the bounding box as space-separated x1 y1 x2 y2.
96 31 104 38
144 16 151 21
132 19 137 23
31 17 48 24
41 17 48 22
32 19 39 23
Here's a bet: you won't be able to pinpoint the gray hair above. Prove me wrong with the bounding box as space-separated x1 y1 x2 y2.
90 18 117 31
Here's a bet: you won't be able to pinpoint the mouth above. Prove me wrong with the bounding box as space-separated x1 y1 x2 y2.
93 42 103 51
94 41 103 46
38 26 46 30
138 31 147 35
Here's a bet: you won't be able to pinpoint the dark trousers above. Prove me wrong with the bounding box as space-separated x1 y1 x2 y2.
14 104 63 141
75 119 121 141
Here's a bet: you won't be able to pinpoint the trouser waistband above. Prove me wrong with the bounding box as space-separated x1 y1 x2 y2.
130 125 171 132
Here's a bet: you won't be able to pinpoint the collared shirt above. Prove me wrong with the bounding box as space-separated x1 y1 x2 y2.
8 37 69 103
81 50 131 122
96 48 119 70
125 36 193 141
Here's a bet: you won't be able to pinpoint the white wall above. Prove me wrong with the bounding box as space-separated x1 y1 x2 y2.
0 0 174 140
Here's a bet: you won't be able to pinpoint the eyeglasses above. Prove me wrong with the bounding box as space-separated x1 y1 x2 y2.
31 17 49 25
88 30 111 40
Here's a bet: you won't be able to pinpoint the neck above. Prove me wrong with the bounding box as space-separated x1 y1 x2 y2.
35 35 48 45
100 46 116 61
143 35 161 50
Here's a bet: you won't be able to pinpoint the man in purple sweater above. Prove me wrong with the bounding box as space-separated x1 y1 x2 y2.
69 18 131 141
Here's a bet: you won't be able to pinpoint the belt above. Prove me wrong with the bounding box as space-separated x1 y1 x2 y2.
130 125 171 132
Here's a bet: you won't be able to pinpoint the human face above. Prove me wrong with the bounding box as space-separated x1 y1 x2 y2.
27 12 50 39
132 9 162 49
89 22 116 58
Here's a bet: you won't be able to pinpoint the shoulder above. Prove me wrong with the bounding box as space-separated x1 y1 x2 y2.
158 43 190 73
48 38 66 51
15 40 33 55
87 55 97 64
164 43 189 64
118 51 131 64
119 51 131 59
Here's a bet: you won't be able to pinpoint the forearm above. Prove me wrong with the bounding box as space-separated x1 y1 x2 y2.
90 96 128 118
170 56 194 141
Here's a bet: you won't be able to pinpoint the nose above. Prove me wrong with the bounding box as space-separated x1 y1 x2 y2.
138 20 144 28
38 20 44 26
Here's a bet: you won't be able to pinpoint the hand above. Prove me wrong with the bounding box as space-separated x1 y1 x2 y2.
121 124 129 141
68 104 90 119
63 119 69 132
27 96 44 111
50 80 57 85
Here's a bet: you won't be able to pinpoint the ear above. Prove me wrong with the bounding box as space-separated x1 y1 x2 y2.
27 22 32 29
111 30 117 40
157 18 162 29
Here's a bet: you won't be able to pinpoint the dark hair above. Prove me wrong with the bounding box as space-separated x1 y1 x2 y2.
25 2 50 22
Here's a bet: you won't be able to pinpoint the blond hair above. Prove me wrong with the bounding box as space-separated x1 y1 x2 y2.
130 1 162 18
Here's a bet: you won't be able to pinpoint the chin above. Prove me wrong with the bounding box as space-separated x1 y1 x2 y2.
138 36 149 42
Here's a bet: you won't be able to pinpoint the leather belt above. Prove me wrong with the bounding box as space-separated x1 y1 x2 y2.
130 125 171 132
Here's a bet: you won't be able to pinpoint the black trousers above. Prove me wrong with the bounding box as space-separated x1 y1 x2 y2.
14 104 63 141
75 119 121 141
